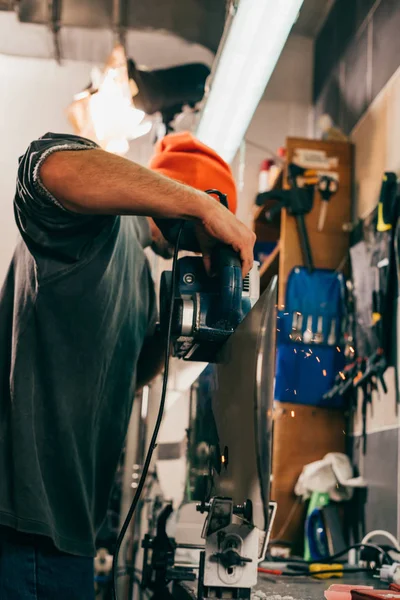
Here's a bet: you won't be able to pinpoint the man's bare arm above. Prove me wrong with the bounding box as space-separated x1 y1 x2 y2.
40 149 209 220
39 149 256 277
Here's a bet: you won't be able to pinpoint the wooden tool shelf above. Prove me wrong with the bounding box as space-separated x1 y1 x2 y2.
253 137 353 552
254 137 354 305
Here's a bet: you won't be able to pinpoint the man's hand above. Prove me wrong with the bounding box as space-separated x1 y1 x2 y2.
195 200 256 278
147 218 174 259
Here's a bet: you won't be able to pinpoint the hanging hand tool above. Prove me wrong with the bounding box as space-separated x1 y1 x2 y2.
327 318 336 345
312 315 324 344
317 175 339 232
303 315 313 344
355 349 388 394
377 172 397 232
262 163 316 272
290 312 303 342
287 163 315 273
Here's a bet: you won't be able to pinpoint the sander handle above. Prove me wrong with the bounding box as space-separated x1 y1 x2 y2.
212 244 243 328
204 190 243 328
156 189 243 328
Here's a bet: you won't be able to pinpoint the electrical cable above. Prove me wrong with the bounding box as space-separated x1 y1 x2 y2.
307 543 394 566
270 498 301 542
267 542 395 567
362 530 400 552
112 223 184 600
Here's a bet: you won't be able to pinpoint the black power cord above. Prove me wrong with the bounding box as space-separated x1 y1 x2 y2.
308 543 394 566
281 567 374 577
112 223 184 600
267 542 395 569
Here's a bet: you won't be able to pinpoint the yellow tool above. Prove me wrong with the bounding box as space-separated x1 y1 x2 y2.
377 172 397 232
309 563 344 579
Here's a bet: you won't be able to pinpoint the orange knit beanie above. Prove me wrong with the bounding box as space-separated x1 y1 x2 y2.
149 131 237 214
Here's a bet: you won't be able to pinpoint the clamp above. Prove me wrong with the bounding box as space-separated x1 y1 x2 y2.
141 504 196 600
260 163 315 272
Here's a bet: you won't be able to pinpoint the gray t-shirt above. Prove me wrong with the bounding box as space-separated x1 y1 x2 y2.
0 133 157 556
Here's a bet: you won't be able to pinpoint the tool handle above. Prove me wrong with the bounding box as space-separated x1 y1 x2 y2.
297 214 314 273
377 172 397 232
213 244 243 328
154 190 230 252
205 191 243 326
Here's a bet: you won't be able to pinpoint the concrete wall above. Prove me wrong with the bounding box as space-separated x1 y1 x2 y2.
313 0 400 540
350 65 400 540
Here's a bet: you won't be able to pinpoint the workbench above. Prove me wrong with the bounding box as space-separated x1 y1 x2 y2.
174 573 383 600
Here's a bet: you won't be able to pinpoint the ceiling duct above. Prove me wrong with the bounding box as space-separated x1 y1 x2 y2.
2 0 226 57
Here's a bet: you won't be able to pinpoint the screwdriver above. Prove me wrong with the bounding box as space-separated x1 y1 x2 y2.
317 175 339 232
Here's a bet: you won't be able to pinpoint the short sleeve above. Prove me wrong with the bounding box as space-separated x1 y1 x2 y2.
14 132 115 279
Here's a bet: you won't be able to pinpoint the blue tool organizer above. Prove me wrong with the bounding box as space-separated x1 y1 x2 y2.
274 267 346 408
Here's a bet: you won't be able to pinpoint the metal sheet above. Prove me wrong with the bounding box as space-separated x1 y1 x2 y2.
126 0 226 53
18 0 112 27
0 0 13 10
209 277 277 531
18 0 47 24
16 0 225 52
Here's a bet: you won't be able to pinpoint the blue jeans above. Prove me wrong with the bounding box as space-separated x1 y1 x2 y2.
0 527 94 599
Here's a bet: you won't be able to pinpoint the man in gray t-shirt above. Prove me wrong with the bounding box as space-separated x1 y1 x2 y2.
0 132 255 599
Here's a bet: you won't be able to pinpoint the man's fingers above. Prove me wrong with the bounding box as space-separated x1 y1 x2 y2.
202 254 212 276
240 232 256 278
241 253 253 278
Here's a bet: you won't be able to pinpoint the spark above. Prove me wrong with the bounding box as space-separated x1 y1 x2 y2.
349 346 355 353
339 371 346 380
336 346 341 352
291 410 295 417
316 356 321 363
305 352 312 358
277 328 280 332
308 349 313 354
294 390 297 395
294 349 297 354
284 312 289 316
323 369 327 377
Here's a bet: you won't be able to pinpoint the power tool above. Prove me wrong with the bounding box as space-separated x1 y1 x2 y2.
157 190 260 362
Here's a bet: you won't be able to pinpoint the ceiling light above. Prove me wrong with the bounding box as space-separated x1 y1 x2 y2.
196 0 304 163
68 45 152 156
